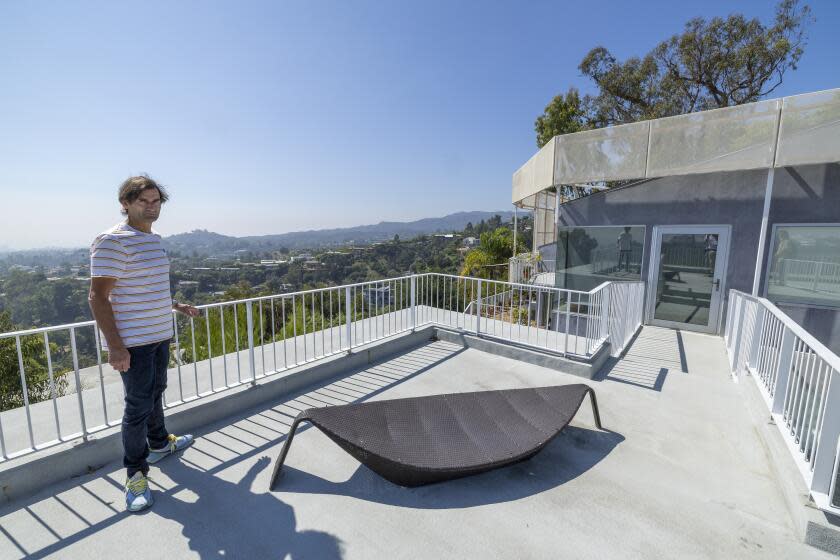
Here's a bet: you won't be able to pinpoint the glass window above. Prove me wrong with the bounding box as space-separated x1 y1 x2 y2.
766 225 840 308
555 226 645 292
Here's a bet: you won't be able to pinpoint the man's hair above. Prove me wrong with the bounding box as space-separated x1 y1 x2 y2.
118 175 169 215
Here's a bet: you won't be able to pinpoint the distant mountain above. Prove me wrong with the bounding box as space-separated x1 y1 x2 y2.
164 211 516 255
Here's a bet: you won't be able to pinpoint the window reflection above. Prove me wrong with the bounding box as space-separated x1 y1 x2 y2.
767 226 840 308
556 226 645 291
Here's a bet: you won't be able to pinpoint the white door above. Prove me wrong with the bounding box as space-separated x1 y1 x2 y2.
646 226 730 333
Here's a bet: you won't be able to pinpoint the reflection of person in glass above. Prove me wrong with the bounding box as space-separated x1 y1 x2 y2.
774 230 793 286
617 227 633 272
704 234 718 274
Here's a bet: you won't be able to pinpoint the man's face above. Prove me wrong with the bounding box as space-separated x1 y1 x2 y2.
122 188 162 223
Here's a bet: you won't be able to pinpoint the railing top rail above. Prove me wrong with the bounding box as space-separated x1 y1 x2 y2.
423 272 610 296
0 277 414 339
198 274 419 307
0 273 644 341
730 289 840 373
588 281 612 294
0 319 98 340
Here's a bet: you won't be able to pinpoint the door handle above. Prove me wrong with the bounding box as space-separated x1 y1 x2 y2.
714 279 720 292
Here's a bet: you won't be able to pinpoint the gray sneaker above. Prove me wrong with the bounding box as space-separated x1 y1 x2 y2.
148 434 194 464
125 471 153 513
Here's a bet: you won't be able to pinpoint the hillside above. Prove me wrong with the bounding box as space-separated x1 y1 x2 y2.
164 210 515 254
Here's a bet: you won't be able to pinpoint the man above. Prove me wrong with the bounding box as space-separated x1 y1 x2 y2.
88 175 199 513
774 230 795 286
616 227 633 272
704 234 718 275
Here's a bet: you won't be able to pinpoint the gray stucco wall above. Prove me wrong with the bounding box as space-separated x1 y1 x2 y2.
557 167 767 306
554 163 840 353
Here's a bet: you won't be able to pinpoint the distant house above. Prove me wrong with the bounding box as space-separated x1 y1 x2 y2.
290 253 313 263
462 236 478 247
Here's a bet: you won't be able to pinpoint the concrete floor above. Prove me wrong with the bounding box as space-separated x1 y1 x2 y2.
0 327 832 559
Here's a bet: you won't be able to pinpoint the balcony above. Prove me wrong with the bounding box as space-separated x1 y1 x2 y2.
0 274 837 558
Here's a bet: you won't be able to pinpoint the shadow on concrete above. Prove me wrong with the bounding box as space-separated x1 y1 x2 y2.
10 457 342 560
593 327 692 391
154 457 342 559
595 358 669 392
273 426 623 509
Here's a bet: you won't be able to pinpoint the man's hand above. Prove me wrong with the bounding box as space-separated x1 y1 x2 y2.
174 303 201 318
109 346 131 372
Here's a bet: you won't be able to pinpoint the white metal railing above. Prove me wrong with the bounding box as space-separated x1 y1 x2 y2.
508 253 554 284
606 281 645 356
725 289 840 514
0 273 644 465
772 258 840 294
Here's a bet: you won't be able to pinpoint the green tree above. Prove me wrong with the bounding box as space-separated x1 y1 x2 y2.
535 88 588 148
536 0 813 143
0 311 68 411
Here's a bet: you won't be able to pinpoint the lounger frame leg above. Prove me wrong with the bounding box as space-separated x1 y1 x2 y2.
269 415 309 491
586 388 603 430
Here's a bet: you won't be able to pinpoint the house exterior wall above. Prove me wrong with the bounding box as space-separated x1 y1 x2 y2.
554 163 840 353
765 163 840 354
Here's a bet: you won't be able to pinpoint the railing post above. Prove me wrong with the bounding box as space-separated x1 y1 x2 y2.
345 286 353 353
475 279 482 335
747 304 766 373
246 300 257 385
601 285 610 342
725 292 737 348
771 327 796 415
410 275 416 330
70 327 88 441
730 296 748 375
811 370 840 496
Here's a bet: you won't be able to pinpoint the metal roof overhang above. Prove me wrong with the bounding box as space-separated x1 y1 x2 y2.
512 88 840 205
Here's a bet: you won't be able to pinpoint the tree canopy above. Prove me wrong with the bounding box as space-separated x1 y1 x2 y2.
536 0 813 147
460 227 524 279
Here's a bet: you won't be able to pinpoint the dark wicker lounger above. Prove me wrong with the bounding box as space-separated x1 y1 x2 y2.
269 383 602 489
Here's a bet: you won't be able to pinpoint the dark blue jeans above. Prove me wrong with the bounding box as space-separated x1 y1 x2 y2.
121 339 171 478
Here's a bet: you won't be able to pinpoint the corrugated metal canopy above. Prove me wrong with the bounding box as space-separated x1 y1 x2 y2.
512 88 840 204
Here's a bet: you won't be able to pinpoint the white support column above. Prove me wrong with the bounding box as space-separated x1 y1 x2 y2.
512 205 518 254
752 168 776 296
752 105 782 296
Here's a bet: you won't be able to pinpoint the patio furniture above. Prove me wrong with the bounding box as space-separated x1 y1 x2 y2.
269 383 602 489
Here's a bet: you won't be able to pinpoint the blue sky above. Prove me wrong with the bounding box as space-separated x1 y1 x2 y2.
1 1 838 249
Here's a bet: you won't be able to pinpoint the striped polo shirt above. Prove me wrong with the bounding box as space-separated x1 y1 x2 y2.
90 222 174 349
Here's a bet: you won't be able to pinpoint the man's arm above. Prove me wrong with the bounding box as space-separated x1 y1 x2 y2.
88 277 131 372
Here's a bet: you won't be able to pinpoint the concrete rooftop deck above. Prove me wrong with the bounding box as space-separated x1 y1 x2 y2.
0 327 832 559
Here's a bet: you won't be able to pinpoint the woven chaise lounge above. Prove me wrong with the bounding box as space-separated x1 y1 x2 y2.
269 383 602 489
